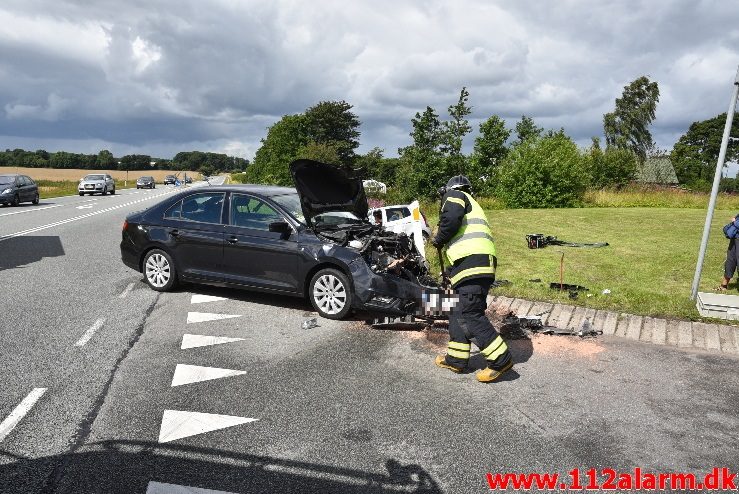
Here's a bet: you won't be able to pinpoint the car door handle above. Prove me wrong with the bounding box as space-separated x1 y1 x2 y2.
169 229 180 237
227 236 238 244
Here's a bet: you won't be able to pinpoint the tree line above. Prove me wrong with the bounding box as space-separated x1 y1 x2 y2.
0 149 249 176
243 75 739 208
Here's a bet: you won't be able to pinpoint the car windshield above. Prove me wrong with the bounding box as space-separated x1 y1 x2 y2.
271 193 305 223
0 176 15 185
314 211 364 227
140 176 153 180
84 174 105 180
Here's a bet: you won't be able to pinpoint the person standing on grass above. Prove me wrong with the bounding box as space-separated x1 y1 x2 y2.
719 215 739 291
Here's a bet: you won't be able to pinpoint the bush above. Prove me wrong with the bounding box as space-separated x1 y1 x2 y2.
230 172 249 184
587 145 637 188
495 133 588 208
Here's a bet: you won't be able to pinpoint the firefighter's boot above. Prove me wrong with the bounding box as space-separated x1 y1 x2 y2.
434 355 464 373
476 361 513 383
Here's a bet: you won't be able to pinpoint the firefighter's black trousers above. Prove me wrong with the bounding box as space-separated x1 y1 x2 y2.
444 279 512 371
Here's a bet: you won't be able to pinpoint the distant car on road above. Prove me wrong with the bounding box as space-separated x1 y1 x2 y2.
136 176 156 189
362 179 387 195
163 175 177 185
184 175 193 184
79 174 115 196
0 174 39 206
368 201 431 240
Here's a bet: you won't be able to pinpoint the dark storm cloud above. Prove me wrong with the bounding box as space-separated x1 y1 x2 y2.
0 0 738 158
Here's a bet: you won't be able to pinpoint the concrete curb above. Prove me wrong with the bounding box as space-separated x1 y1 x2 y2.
487 295 739 356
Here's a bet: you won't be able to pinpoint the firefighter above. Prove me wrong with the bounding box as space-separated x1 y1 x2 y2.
431 175 513 383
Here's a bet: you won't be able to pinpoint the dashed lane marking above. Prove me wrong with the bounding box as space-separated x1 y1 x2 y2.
76 204 94 209
181 334 245 349
119 282 136 299
74 318 105 347
147 481 241 494
191 294 228 304
0 204 64 217
0 388 47 442
0 190 175 242
186 312 242 324
170 364 247 387
158 410 257 443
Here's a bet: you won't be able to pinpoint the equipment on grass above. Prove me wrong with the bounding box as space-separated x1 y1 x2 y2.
525 233 608 249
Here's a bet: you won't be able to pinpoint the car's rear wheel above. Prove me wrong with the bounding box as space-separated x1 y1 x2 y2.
32 193 39 205
143 249 178 292
309 268 352 320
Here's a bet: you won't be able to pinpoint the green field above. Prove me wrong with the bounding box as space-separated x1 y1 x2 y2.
423 206 736 321
36 180 138 199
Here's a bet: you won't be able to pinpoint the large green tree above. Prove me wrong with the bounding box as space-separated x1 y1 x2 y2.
397 106 446 199
603 76 660 160
441 87 473 175
303 100 360 165
96 149 116 168
471 114 510 192
119 154 152 170
513 115 543 146
247 114 308 185
670 112 739 186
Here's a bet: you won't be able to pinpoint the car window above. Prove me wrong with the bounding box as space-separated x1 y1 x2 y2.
17 176 27 186
230 194 283 230
180 193 225 224
385 207 410 222
24 176 34 185
106 175 112 180
0 176 15 185
164 201 182 219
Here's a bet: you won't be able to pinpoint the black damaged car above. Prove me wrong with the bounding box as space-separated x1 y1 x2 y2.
120 159 437 319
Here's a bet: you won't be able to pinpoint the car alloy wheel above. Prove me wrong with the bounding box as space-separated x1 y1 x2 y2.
310 268 352 319
144 250 177 291
110 187 115 195
32 193 39 205
101 186 107 196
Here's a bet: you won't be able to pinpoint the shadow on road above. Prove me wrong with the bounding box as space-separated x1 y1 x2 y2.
0 236 65 272
0 440 444 494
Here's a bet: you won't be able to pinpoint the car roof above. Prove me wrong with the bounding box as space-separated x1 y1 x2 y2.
192 184 296 197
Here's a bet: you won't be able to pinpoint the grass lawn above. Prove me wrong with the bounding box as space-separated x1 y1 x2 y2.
422 206 737 322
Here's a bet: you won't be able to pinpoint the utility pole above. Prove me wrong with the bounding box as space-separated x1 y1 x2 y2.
690 65 739 300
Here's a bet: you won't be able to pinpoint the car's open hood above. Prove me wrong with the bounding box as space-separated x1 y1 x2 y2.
289 159 368 225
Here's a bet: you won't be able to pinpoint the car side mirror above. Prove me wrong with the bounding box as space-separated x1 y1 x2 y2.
269 221 291 237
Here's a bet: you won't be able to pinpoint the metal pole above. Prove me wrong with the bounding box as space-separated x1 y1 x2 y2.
690 65 739 300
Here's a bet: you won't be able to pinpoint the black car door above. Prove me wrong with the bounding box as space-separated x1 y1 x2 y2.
222 193 299 292
23 176 37 201
17 176 30 201
162 192 226 282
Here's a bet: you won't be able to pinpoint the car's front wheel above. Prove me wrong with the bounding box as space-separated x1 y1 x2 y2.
10 194 19 207
110 187 115 195
32 193 39 205
143 249 178 292
309 268 352 320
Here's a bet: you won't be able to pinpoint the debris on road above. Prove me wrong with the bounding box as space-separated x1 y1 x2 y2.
302 318 319 330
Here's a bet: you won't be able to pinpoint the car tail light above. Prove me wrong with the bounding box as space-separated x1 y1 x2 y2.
122 220 128 231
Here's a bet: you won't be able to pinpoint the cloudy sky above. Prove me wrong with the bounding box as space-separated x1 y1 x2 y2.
1 0 738 161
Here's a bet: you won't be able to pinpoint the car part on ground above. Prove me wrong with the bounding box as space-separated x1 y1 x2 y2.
526 233 609 249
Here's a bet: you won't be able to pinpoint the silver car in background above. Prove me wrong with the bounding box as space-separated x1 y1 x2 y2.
78 174 116 196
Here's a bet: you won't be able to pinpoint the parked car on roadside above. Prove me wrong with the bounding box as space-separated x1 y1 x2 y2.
0 174 39 206
79 174 115 196
136 176 156 189
368 201 432 240
163 175 177 185
120 160 437 320
184 175 193 184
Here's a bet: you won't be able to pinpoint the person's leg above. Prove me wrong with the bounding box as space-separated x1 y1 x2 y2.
721 239 737 289
435 288 471 372
455 280 513 381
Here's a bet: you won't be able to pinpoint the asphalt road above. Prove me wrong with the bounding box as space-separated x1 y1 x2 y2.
1 180 738 494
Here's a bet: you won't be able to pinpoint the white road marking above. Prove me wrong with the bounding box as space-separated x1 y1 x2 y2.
76 204 93 209
181 334 245 349
0 204 64 217
186 312 242 324
119 282 136 299
171 364 246 387
0 388 47 442
158 410 257 443
191 294 228 304
0 190 174 242
74 318 105 347
147 481 241 494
